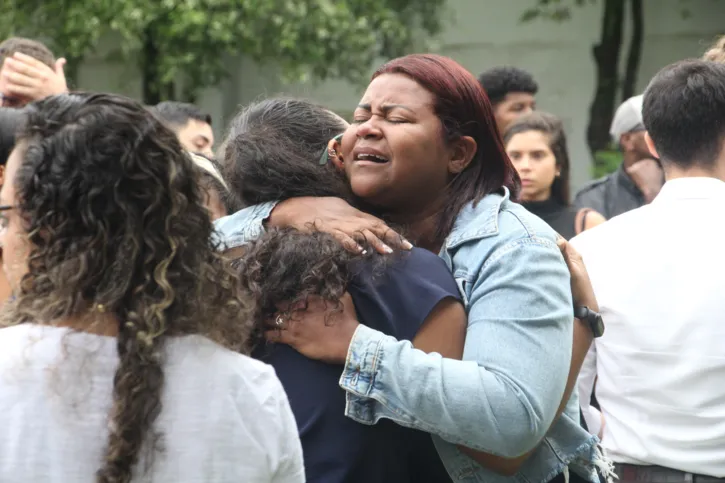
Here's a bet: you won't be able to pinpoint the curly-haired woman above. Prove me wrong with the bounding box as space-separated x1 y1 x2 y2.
0 93 304 483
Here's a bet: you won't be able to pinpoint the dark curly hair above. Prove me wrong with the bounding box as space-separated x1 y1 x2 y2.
477 66 539 106
222 98 396 332
232 228 387 340
2 93 254 483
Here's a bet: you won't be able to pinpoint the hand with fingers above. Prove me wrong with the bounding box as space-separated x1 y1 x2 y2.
266 293 360 364
269 197 413 254
556 237 599 311
1 52 68 105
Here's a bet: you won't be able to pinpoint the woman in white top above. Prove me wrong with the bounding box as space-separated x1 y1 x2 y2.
0 93 304 483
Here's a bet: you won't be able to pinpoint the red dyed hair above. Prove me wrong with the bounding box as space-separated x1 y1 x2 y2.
373 54 521 243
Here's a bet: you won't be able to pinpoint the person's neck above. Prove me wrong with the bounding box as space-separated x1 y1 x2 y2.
521 190 553 204
388 199 445 253
54 311 119 337
665 161 725 183
622 151 644 170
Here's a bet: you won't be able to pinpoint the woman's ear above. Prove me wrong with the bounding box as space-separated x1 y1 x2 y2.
448 136 477 175
328 136 345 171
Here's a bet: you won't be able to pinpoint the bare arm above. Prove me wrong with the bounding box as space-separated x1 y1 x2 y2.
412 298 467 359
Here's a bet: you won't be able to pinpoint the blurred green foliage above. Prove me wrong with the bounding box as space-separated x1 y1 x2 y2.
593 148 623 177
1 0 447 103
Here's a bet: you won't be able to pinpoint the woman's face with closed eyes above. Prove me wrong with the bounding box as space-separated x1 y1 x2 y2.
339 74 455 216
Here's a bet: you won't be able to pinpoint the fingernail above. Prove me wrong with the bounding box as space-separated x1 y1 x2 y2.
383 245 393 254
361 249 368 255
402 240 413 250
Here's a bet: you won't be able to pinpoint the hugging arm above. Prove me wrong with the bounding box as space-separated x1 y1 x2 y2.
338 239 573 458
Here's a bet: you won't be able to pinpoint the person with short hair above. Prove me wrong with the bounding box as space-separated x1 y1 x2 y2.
573 59 725 482
0 37 67 108
478 66 538 134
151 101 214 157
574 95 664 219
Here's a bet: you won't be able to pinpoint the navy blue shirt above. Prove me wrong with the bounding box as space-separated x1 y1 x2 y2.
253 247 461 483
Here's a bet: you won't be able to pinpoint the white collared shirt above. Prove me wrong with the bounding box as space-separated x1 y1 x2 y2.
572 177 725 477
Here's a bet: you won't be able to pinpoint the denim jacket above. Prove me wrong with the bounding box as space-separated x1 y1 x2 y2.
214 190 610 483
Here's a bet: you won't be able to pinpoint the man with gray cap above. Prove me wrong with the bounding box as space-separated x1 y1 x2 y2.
573 95 664 219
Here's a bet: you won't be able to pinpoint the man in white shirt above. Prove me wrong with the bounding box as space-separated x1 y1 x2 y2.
572 59 725 483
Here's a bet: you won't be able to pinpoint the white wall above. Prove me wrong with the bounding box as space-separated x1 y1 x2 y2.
76 0 724 191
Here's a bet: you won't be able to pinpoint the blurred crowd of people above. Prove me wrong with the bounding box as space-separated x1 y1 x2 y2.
0 33 723 483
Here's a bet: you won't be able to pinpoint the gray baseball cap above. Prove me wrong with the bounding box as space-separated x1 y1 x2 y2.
610 94 644 142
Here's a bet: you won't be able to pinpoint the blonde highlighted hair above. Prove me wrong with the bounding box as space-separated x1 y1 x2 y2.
703 35 725 63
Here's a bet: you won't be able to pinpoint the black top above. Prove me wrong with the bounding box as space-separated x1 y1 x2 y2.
254 247 460 483
522 198 580 240
573 165 645 219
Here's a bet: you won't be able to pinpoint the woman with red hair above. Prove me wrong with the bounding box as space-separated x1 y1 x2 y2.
217 54 607 483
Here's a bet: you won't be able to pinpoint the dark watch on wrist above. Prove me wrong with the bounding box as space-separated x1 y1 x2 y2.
574 306 605 338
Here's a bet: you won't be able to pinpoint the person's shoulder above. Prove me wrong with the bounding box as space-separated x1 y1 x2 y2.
168 336 284 406
575 174 613 197
0 324 67 361
448 194 559 255
570 204 650 252
573 174 615 207
396 246 450 273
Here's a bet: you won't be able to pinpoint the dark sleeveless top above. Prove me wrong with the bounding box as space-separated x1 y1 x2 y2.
522 198 580 240
254 248 458 483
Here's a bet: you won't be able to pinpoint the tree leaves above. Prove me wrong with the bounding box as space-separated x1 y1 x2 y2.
0 0 446 102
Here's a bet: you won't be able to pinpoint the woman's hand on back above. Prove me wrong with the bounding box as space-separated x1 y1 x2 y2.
557 237 598 311
269 197 413 254
266 294 360 364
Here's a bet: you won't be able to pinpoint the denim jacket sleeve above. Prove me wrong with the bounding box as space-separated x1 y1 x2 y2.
213 201 278 248
339 237 573 458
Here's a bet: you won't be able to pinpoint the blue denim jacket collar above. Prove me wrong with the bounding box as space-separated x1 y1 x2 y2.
445 187 509 250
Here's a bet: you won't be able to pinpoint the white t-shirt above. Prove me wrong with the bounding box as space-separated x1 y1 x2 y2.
0 324 305 483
